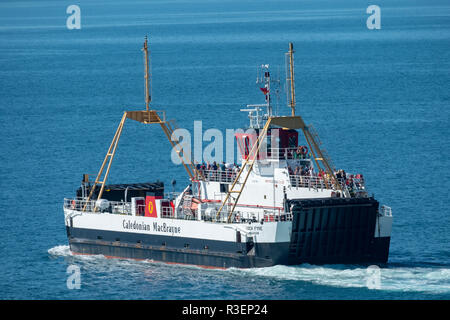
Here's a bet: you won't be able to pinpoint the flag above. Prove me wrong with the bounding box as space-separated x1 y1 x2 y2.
260 87 269 95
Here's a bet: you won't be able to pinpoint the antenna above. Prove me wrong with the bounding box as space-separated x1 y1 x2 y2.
285 42 296 116
142 36 152 111
256 64 271 114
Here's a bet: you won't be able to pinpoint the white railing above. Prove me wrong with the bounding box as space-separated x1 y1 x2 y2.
289 174 366 192
65 198 177 218
65 197 294 224
263 213 293 222
266 147 310 160
196 169 239 183
64 198 132 215
289 175 335 189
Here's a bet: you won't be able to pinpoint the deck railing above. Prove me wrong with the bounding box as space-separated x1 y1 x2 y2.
266 147 310 160
196 169 238 183
64 197 294 224
64 198 132 215
289 175 334 189
289 175 366 192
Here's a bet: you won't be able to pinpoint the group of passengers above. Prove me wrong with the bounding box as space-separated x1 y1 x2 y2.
195 162 241 182
288 164 323 188
288 166 365 191
278 145 310 160
336 169 365 191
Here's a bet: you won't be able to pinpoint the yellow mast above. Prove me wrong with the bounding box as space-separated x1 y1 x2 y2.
287 42 296 116
143 36 151 110
82 37 202 211
214 43 347 218
285 42 343 193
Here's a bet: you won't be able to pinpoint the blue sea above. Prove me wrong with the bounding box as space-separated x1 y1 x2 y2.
0 0 449 299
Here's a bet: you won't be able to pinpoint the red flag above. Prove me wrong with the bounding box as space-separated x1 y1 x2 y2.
260 87 269 95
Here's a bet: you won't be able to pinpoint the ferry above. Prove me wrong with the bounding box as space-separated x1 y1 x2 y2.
63 38 393 268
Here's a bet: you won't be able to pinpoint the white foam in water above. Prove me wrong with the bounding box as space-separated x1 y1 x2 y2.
47 245 106 261
47 246 449 294
229 264 450 294
48 245 72 257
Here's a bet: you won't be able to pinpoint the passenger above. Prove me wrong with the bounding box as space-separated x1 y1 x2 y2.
196 163 202 179
294 166 300 187
220 162 226 181
289 149 294 159
288 166 293 175
295 146 302 159
211 162 218 181
301 166 307 176
307 167 313 187
201 163 206 174
206 162 212 180
226 167 232 182
233 164 239 180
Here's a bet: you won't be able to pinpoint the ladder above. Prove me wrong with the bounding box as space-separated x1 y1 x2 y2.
81 38 204 212
215 118 272 223
301 125 347 196
160 118 204 181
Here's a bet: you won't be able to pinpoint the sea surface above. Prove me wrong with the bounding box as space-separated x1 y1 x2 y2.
0 0 449 299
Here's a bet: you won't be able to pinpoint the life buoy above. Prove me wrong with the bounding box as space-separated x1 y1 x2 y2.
300 145 308 155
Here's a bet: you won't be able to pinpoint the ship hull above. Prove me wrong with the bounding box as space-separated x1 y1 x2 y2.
65 196 391 268
66 226 286 268
66 229 390 269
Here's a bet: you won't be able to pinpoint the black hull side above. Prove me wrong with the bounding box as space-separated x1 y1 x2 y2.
66 227 389 269
287 197 391 265
66 227 283 268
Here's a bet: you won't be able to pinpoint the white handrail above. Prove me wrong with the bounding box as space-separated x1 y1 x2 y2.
64 198 131 215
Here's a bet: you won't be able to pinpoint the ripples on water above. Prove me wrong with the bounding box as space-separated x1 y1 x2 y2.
47 245 450 299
